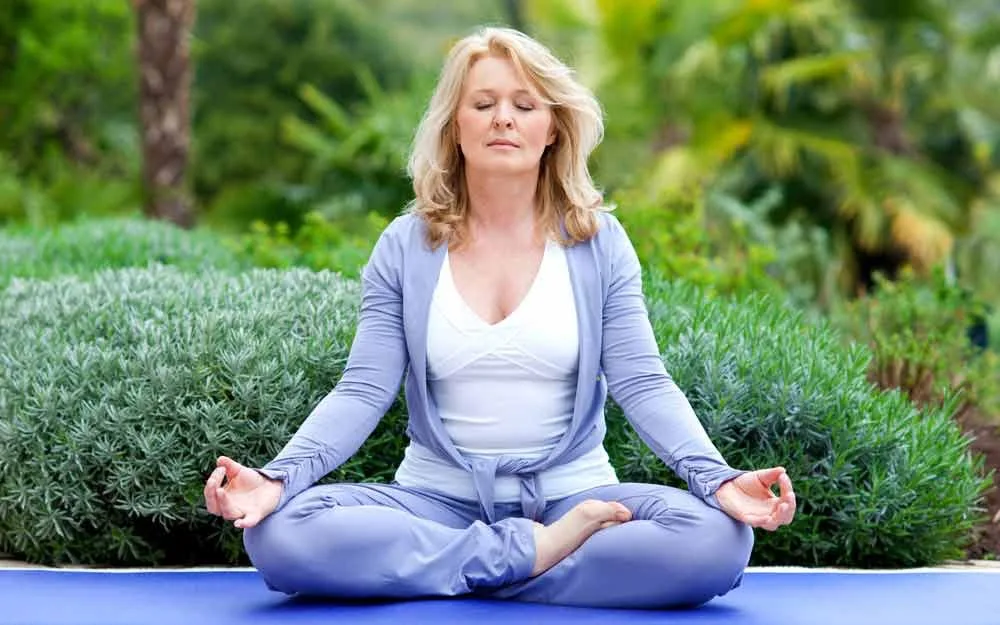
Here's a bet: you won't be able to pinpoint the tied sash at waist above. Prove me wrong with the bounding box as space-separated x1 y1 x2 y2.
459 424 605 524
469 455 544 524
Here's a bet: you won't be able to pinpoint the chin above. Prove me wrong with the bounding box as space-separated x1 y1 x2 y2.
470 155 539 175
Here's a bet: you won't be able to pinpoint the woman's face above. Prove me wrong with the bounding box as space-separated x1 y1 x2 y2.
455 55 556 176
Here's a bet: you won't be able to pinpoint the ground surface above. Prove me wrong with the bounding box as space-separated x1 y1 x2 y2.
957 408 1000 560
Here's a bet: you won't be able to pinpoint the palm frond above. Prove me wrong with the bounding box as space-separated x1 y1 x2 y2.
888 198 954 270
749 116 861 178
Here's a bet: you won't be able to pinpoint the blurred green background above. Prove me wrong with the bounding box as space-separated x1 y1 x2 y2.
2 0 1000 566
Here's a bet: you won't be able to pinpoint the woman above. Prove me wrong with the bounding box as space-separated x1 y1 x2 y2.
203 26 796 609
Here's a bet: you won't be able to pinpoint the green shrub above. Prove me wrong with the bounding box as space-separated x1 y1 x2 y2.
0 1 141 227
613 186 778 298
224 210 389 280
0 266 989 567
605 276 991 566
831 267 1000 422
0 0 136 176
611 183 835 310
0 265 409 565
192 0 416 226
0 216 250 289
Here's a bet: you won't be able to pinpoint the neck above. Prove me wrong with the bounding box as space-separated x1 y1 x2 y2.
464 166 540 236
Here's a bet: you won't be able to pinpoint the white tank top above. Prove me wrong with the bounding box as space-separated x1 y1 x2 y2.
393 239 620 502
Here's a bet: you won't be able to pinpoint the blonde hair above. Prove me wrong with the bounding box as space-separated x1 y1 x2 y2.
406 26 608 249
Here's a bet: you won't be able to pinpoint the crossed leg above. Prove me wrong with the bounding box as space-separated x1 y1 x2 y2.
243 481 752 609
483 482 754 608
243 482 535 598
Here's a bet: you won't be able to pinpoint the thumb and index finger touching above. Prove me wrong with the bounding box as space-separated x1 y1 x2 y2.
216 455 244 481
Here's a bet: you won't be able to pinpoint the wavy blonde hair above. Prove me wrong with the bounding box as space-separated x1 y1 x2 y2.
406 26 608 249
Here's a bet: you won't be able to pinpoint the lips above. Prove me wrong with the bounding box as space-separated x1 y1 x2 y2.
488 139 520 148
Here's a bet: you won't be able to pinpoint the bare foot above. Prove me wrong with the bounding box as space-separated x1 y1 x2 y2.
530 499 632 576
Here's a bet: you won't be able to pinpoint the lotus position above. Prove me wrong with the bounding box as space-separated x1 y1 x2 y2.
204 26 796 609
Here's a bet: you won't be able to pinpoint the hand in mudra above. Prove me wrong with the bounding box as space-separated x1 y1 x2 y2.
715 467 796 531
204 456 282 529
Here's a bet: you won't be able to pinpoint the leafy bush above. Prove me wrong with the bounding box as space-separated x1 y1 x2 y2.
0 263 989 567
226 210 389 280
0 1 141 227
193 0 417 227
611 182 834 309
605 277 991 566
831 267 1000 422
0 216 250 289
0 265 410 565
278 72 432 224
0 0 136 176
613 186 779 297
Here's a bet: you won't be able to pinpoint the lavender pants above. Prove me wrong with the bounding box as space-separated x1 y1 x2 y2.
243 481 754 609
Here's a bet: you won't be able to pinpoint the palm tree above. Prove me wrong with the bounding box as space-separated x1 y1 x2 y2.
133 0 195 228
529 0 1000 303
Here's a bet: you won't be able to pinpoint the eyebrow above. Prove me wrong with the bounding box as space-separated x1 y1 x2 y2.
469 88 536 97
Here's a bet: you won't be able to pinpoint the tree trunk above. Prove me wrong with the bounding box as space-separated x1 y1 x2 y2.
134 0 195 228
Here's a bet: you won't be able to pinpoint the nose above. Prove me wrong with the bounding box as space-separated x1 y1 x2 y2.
492 103 514 129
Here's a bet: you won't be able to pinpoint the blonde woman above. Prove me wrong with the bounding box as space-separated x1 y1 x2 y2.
204 26 796 609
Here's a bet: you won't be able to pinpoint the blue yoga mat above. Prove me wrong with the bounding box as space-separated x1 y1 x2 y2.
2 568 998 625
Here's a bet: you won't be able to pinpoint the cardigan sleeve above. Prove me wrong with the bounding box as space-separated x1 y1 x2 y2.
599 215 746 509
254 222 409 511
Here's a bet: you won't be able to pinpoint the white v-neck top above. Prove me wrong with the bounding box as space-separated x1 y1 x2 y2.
394 240 620 502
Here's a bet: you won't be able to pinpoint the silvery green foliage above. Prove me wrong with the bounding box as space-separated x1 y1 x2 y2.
605 277 991 567
0 217 250 290
0 265 409 565
0 265 990 567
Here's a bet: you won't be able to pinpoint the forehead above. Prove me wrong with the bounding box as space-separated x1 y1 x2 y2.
463 55 541 96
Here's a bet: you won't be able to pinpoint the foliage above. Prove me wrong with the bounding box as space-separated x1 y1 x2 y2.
278 71 434 225
529 0 1000 307
0 0 140 227
831 266 1000 421
613 186 781 298
0 265 988 567
226 210 390 280
612 173 836 308
0 152 138 228
605 278 992 567
0 266 394 565
192 0 417 228
0 216 249 290
0 0 136 174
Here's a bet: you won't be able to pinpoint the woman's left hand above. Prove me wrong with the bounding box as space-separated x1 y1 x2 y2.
715 467 796 531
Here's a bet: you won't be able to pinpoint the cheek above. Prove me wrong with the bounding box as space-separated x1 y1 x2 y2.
525 115 555 147
456 110 489 142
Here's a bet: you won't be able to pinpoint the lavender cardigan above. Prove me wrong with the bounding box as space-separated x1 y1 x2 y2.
258 211 745 522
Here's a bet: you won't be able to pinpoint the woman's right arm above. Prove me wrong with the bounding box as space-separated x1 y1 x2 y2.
254 224 409 511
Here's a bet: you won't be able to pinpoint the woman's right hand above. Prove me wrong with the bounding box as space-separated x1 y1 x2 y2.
204 456 282 529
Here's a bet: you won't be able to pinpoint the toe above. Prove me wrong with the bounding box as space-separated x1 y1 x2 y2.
610 501 632 522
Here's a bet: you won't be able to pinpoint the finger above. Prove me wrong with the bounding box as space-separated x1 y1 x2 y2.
217 456 243 483
204 466 225 515
779 473 797 510
740 512 772 528
755 467 786 489
751 510 782 531
235 508 263 530
216 487 244 521
774 501 794 525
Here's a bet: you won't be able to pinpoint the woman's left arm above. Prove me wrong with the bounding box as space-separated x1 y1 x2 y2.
600 217 796 528
599 216 744 509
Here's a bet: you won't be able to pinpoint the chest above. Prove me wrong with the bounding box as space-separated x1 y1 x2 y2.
447 240 549 326
427 239 580 378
